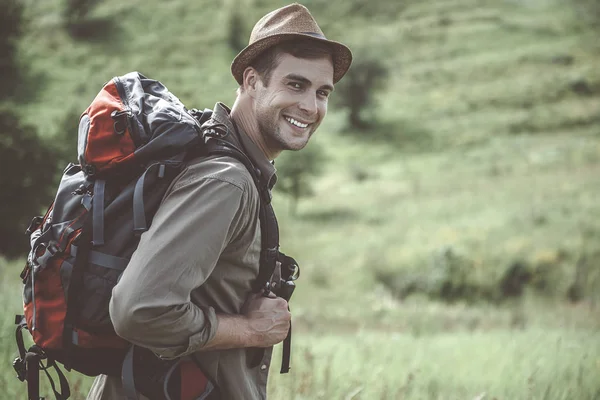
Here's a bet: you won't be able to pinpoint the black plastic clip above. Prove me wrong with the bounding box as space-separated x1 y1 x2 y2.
13 357 26 381
111 109 130 136
20 264 30 283
189 108 213 125
25 216 44 236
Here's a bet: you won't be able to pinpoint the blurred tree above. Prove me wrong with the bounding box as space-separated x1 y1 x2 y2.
275 142 326 216
0 0 25 101
0 108 59 258
334 47 389 130
64 0 98 24
64 0 104 38
54 108 81 166
227 7 247 53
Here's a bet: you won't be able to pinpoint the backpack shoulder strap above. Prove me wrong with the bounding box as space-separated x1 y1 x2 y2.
202 129 299 375
203 137 280 294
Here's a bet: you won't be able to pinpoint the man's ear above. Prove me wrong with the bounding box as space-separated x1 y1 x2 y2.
242 67 260 98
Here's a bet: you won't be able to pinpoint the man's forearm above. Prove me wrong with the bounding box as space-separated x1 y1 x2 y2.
199 314 256 351
200 295 291 351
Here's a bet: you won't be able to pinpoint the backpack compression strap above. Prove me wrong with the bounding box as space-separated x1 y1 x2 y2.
14 316 70 400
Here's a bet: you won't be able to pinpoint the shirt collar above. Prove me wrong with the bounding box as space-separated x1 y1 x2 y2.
206 102 277 190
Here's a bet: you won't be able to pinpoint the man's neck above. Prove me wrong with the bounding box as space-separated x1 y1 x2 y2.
230 99 280 161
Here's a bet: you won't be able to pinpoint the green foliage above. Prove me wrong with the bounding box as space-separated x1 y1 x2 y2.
373 246 582 305
275 142 326 215
0 108 59 258
226 7 247 53
0 0 57 258
572 0 600 30
0 0 24 101
64 0 97 23
333 45 389 130
63 0 105 39
374 247 499 304
54 108 82 167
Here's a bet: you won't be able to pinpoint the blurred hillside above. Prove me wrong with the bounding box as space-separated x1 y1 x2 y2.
7 0 600 310
15 0 600 138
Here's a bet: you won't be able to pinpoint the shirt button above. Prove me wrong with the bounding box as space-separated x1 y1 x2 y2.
260 364 268 371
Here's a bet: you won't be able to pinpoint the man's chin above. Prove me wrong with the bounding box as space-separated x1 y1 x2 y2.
287 143 308 151
278 138 309 152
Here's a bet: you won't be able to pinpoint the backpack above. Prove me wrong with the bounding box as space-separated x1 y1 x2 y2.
12 72 299 400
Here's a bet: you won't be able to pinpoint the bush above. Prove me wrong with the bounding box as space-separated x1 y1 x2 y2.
334 45 389 130
373 247 498 304
226 7 247 53
373 245 584 305
64 0 97 24
275 142 326 216
63 0 110 39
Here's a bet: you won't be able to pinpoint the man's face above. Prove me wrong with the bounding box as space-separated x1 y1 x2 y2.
252 52 334 153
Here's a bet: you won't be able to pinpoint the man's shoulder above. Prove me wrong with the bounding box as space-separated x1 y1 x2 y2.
174 154 256 193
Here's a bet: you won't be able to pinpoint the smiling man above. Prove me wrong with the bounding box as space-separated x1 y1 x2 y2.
87 3 351 400
234 48 335 157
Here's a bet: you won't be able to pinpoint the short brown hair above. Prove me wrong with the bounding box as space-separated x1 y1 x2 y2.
248 39 333 85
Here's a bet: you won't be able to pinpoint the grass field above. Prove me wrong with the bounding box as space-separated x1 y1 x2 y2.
2 0 600 398
2 256 599 399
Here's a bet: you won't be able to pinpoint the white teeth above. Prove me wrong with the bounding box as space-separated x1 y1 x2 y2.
285 117 308 128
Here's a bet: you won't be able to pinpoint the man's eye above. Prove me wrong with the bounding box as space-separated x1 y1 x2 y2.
318 90 330 98
289 82 302 89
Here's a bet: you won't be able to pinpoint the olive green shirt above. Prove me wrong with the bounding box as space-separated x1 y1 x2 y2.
87 103 277 400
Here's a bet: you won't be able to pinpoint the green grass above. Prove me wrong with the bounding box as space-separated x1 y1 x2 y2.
267 329 600 400
3 256 599 399
3 0 600 398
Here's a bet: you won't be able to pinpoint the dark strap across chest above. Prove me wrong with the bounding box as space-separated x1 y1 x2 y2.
203 135 298 374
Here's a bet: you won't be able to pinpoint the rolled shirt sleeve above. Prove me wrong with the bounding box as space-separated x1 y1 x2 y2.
109 160 251 359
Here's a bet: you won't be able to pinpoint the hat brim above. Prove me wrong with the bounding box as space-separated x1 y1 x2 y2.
231 33 352 85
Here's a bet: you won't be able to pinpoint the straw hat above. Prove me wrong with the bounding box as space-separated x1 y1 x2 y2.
231 3 352 85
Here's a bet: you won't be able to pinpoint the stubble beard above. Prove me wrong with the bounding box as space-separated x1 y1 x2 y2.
257 113 311 153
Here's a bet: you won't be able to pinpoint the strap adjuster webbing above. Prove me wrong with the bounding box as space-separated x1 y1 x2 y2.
14 341 71 400
280 321 292 374
92 179 106 246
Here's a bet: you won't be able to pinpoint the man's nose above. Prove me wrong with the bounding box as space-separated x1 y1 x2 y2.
298 93 318 116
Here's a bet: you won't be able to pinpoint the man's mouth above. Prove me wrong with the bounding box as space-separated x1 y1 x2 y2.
284 116 310 129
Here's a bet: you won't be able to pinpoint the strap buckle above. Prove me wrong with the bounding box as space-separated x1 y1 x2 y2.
13 357 26 382
277 280 296 302
279 254 300 282
262 247 279 264
189 108 213 126
32 241 60 268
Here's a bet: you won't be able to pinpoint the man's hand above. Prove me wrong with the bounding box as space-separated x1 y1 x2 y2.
196 292 291 352
242 292 291 348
